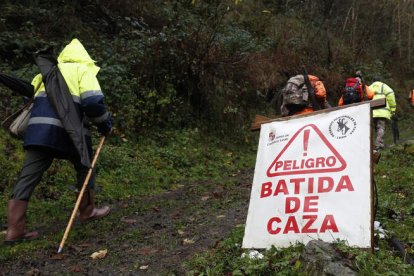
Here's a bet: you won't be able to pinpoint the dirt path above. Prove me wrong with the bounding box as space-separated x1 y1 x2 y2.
0 168 253 275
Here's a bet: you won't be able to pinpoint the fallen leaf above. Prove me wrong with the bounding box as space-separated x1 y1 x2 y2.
216 215 226 218
121 203 129 208
90 249 108 260
139 265 149 270
152 206 160 212
25 268 41 276
183 238 195 245
69 266 81 273
201 196 210 201
177 230 185 236
49 253 65 260
120 218 137 225
212 191 221 198
137 247 159 255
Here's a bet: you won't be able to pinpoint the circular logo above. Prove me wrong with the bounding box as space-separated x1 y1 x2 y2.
269 131 275 141
329 115 357 139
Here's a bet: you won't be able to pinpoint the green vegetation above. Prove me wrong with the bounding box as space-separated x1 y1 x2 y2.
0 128 256 263
2 0 414 274
184 121 414 274
185 225 304 275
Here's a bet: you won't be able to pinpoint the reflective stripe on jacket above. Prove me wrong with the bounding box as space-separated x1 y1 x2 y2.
369 81 396 120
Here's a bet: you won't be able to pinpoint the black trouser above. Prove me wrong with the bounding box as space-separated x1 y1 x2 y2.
11 147 95 201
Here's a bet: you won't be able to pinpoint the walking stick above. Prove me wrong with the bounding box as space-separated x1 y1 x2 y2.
57 136 106 254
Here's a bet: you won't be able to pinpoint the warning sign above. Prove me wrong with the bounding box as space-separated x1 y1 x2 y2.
243 103 372 249
267 124 347 177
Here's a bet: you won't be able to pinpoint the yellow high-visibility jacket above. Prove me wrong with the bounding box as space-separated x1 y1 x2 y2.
25 39 111 153
369 81 396 120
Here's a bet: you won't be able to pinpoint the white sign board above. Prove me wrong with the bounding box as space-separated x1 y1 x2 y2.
243 103 372 249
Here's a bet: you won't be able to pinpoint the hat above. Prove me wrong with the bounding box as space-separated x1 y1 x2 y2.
372 75 381 82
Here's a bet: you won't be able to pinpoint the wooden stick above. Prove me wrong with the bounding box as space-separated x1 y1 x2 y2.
251 98 386 131
57 136 106 254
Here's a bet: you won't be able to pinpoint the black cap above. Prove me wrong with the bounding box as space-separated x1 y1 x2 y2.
372 75 381 82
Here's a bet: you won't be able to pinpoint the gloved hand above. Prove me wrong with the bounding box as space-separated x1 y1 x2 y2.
97 113 113 136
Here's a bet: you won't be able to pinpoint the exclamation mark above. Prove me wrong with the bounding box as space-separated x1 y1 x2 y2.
303 129 310 156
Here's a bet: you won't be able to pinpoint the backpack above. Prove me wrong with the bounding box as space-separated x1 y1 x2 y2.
343 77 363 105
280 75 308 116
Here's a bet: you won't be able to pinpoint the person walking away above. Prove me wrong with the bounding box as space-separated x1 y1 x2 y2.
338 70 374 106
280 74 328 116
369 76 397 151
4 38 112 244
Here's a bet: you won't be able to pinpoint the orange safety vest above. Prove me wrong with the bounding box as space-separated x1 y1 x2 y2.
292 75 326 115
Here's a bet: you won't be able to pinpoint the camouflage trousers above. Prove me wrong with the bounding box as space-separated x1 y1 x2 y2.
373 118 387 150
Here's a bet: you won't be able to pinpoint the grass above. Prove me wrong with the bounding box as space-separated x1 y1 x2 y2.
2 109 414 274
0 127 257 263
183 111 414 275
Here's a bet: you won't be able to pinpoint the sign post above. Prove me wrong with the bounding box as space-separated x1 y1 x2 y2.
243 103 373 249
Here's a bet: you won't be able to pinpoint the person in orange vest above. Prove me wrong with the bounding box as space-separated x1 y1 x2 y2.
338 71 374 106
280 74 329 116
409 88 414 106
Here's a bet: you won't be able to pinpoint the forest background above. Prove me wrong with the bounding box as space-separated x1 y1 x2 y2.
1 0 414 274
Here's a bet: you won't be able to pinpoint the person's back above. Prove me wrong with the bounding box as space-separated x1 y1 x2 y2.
280 74 327 116
4 39 112 245
370 80 396 120
338 72 374 106
25 39 111 155
369 77 396 150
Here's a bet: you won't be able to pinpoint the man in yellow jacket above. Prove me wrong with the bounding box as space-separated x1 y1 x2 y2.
369 76 397 150
4 39 112 244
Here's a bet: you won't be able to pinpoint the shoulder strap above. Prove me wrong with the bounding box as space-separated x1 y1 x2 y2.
353 79 359 89
302 67 322 110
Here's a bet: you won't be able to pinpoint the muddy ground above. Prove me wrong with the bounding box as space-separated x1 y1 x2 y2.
0 168 253 275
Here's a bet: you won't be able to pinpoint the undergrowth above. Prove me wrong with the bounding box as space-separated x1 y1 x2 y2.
0 127 257 263
184 114 414 275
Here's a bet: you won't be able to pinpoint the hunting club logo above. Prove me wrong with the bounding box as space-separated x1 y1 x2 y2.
329 115 357 139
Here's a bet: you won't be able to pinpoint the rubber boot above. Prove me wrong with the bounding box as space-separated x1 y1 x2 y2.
78 189 110 223
4 199 39 245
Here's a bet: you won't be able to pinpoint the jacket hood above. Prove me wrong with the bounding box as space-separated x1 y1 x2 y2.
57 38 100 75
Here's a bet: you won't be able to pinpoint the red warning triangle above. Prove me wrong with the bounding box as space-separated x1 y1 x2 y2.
267 124 346 177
